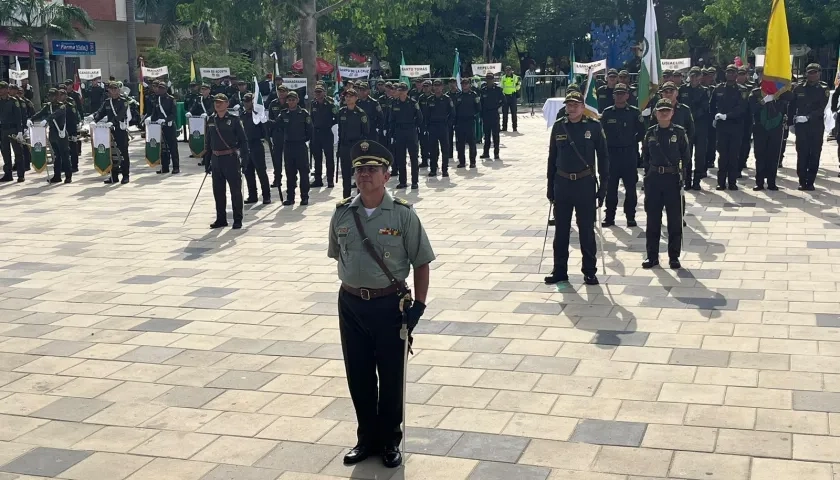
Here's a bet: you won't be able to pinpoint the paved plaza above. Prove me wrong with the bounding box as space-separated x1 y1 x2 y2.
2 115 840 479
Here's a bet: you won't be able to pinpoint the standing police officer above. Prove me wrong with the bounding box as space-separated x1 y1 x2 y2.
480 73 503 160
423 79 455 177
600 83 644 227
749 72 789 191
338 89 370 198
454 77 480 168
388 83 423 189
701 67 718 169
597 69 619 111
641 98 688 269
149 81 180 175
659 82 695 190
279 91 313 205
329 139 434 469
207 93 249 229
788 63 830 190
0 81 22 182
501 65 521 131
268 86 290 189
311 84 338 188
680 67 711 189
30 89 70 183
710 64 749 190
241 93 271 204
92 82 132 184
545 91 609 286
358 83 384 145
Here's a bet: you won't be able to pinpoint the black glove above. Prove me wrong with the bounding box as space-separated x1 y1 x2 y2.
547 186 554 202
596 189 606 208
405 299 426 334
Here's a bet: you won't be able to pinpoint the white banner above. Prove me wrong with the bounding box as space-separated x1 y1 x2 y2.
754 54 794 67
29 125 47 148
199 67 231 79
9 70 28 81
661 58 691 71
188 116 205 136
472 63 503 76
141 66 168 78
339 66 371 79
574 60 607 75
400 65 431 77
146 123 162 143
78 69 102 80
282 78 308 90
92 124 111 150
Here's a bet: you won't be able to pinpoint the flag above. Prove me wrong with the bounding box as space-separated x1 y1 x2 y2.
569 44 576 85
138 57 145 117
190 56 197 83
334 54 342 98
739 38 748 67
760 0 791 96
273 53 280 80
583 68 599 119
400 50 409 86
73 73 82 101
452 48 461 91
638 0 662 110
14 57 21 86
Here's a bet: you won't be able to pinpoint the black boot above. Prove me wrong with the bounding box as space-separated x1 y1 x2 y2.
544 273 569 285
457 161 465 168
311 179 324 187
626 218 637 227
601 218 615 227
210 219 228 229
121 176 130 184
0 174 13 182
642 258 659 269
583 275 599 285
669 258 682 269
282 197 295 206
49 175 62 184
300 198 309 206
244 197 258 204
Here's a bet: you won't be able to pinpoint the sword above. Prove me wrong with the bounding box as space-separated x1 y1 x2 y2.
596 202 607 275
540 203 553 274
398 293 412 458
184 172 209 225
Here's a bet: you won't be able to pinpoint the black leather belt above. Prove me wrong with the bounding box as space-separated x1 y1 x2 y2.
556 168 592 180
649 165 679 174
342 283 406 300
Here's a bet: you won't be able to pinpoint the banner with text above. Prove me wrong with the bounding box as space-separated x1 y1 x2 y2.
573 59 607 75
282 78 308 90
660 58 691 71
339 66 371 79
472 63 502 76
400 65 431 78
78 69 102 80
141 66 169 78
9 70 28 81
199 67 231 79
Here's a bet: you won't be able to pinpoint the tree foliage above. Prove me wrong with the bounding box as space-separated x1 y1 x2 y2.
144 45 259 89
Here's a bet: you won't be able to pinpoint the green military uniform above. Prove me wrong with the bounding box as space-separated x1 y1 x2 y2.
328 140 435 469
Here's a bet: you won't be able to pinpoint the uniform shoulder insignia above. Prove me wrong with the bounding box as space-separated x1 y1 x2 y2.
393 197 412 207
336 197 352 208
646 124 657 132
602 105 615 112
673 124 686 132
627 105 640 112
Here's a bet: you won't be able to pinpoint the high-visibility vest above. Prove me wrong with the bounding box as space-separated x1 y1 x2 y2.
501 75 520 95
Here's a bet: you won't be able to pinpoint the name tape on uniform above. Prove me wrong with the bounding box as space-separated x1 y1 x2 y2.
78 69 102 80
282 78 308 90
9 69 28 81
400 65 431 77
660 58 691 71
199 67 231 79
141 66 169 78
472 63 502 76
573 59 607 75
339 66 371 79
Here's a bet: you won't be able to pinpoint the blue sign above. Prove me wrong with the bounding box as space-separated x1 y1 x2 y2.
51 40 96 56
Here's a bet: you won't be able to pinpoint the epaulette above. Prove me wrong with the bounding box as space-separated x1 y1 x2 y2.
393 197 412 208
673 124 686 132
336 197 352 208
602 105 615 112
820 81 829 88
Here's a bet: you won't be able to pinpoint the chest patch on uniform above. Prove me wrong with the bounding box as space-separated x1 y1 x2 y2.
226 119 231 125
379 228 401 236
607 119 617 123
670 135 677 143
393 107 400 112
584 130 591 139
337 227 349 236
556 134 567 141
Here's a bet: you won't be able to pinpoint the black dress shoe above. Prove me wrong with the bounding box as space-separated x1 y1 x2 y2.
104 178 116 184
601 219 615 227
457 162 465 168
244 197 258 204
282 199 295 206
669 258 682 269
753 185 764 191
494 155 501 160
343 445 372 465
16 176 24 183
72 167 79 173
797 185 806 191
327 182 334 188
768 184 779 191
396 183 407 189
806 185 816 191
232 221 242 230
583 275 599 285
428 170 437 177
300 198 309 206
442 171 449 177
271 181 277 188
311 180 324 187
480 153 490 159
382 445 402 468
715 185 726 191
469 162 476 168
692 184 702 191
728 185 738 191
263 197 271 204
121 176 130 184
210 220 228 229
64 177 72 184
1 175 15 182
627 218 637 227
156 169 169 174
418 162 429 168
642 258 659 269
172 168 180 174
49 176 62 184
544 274 569 285
411 183 418 189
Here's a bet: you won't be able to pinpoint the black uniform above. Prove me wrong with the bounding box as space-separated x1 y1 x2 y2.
423 93 455 175
597 85 616 112
480 84 504 158
184 90 200 113
93 96 131 181
670 102 696 186
31 101 71 182
738 82 754 172
710 82 749 188
679 83 711 187
642 124 689 261
600 104 645 224
61 98 80 172
379 95 393 151
453 89 480 166
310 97 338 186
338 106 370 197
749 89 790 189
388 98 423 187
227 90 250 112
0 94 22 181
88 84 105 113
788 80 830 188
15 95 35 174
279 106 313 202
206 112 249 225
267 96 288 187
546 116 609 279
358 96 384 143
149 92 180 171
242 109 271 202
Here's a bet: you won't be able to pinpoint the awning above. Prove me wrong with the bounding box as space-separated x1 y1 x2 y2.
0 31 35 57
291 57 334 75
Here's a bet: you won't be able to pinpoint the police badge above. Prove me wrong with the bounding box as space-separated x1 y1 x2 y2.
584 130 591 139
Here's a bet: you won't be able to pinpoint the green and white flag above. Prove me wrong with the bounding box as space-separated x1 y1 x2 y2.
91 123 113 175
638 0 662 110
28 125 48 173
145 123 162 167
188 116 206 157
583 68 600 119
399 51 409 86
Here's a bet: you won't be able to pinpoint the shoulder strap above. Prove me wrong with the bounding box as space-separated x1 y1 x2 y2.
560 121 591 172
350 208 409 297
213 117 232 150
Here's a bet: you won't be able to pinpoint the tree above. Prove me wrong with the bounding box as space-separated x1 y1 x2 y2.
0 0 93 107
127 0 138 83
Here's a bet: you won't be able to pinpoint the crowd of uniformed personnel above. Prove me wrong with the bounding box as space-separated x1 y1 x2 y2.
546 62 833 284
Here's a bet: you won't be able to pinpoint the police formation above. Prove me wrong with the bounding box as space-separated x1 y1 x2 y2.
546 63 831 285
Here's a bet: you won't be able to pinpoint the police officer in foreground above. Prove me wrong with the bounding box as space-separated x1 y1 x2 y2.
501 65 521 131
545 91 609 286
480 73 503 160
600 83 644 227
207 94 249 229
701 67 719 169
279 91 313 205
92 81 132 184
641 98 688 269
454 77 480 168
680 67 711 189
311 84 338 188
788 63 830 190
710 64 749 190
329 139 434 469
389 82 423 189
241 93 271 204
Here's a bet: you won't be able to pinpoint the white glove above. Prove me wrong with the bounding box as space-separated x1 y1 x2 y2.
39 120 47 127
84 114 94 123
763 95 775 103
17 132 24 141
795 115 808 123
233 104 240 111
641 108 651 117
156 119 165 125
200 113 207 119
144 117 151 126
789 125 795 135
105 122 113 128
26 119 33 127
186 112 192 118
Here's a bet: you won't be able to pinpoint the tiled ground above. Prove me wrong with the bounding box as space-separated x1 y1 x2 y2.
1 115 840 479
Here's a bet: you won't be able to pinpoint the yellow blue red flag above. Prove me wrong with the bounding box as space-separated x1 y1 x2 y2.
761 0 791 97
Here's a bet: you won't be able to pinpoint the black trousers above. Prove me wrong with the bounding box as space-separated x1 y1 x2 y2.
448 123 455 160
739 118 752 169
419 128 429 163
338 144 353 199
270 131 284 185
552 176 597 277
111 129 130 180
427 123 450 173
244 139 270 200
0 127 19 178
455 119 477 163
795 121 824 186
393 129 419 186
162 124 180 169
211 153 243 222
705 121 716 168
481 113 500 156
644 172 682 260
502 94 517 130
690 124 709 186
716 124 742 187
605 146 638 221
753 126 783 187
312 128 335 183
50 137 71 179
339 288 405 448
284 142 310 200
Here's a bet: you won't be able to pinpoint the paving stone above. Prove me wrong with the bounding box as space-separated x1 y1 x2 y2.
793 391 840 413
570 419 647 447
440 322 497 337
153 386 225 408
206 371 277 390
447 432 530 462
404 427 464 455
669 348 730 367
467 461 550 480
120 275 167 285
199 464 282 480
253 441 341 473
0 447 92 477
515 355 578 375
130 319 192 333
116 346 184 363
188 287 238 298
591 331 650 347
30 397 112 422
